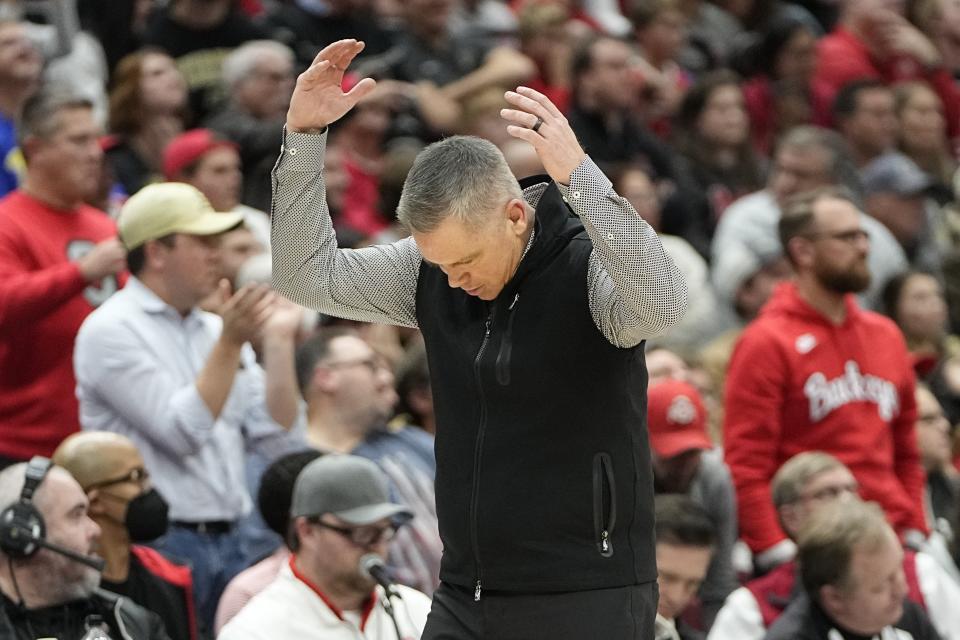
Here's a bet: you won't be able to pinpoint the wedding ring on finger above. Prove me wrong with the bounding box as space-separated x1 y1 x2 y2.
532 116 544 133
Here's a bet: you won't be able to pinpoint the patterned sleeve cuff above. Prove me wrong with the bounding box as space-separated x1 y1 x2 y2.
555 156 614 213
277 127 328 172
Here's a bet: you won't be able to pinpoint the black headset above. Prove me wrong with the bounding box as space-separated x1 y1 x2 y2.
0 456 52 559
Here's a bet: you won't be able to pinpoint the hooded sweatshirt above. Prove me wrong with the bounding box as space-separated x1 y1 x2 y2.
724 282 925 554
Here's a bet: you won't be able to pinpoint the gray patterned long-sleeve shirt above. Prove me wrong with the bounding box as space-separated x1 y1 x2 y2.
271 129 687 349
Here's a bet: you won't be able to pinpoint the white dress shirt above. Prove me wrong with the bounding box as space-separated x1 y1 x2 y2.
74 277 304 521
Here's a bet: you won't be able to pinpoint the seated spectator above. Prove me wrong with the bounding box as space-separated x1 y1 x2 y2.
264 0 395 71
0 459 168 639
630 0 691 137
882 270 956 377
739 15 821 155
162 128 271 250
206 40 295 213
832 79 899 169
392 337 434 434
0 90 126 467
708 452 960 640
894 81 956 196
915 384 960 548
654 495 716 640
711 126 907 311
218 455 433 639
647 381 737 627
53 431 195 640
74 182 305 632
141 0 268 124
766 500 942 640
672 70 765 239
724 187 927 574
860 152 939 269
0 14 42 197
814 0 960 144
516 1 574 115
215 449 323 634
567 34 707 254
296 328 441 594
105 48 187 196
912 0 960 80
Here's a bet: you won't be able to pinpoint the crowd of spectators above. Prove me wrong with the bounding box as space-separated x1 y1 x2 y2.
3 0 960 638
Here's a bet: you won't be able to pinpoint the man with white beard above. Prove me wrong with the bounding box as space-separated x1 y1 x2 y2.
0 458 170 639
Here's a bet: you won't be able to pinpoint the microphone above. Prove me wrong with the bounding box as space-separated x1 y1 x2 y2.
359 554 400 599
34 537 105 572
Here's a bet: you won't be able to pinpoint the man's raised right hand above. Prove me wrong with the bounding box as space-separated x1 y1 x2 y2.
286 39 377 133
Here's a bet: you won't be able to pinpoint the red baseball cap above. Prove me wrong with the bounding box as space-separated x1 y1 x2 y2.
647 380 711 458
162 129 238 180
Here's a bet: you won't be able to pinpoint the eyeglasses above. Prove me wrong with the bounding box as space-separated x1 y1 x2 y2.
309 519 399 547
319 358 380 373
798 482 859 503
803 229 870 244
86 467 150 490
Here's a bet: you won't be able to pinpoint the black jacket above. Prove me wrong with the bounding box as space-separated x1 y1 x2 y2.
416 177 656 594
0 589 171 640
765 593 942 640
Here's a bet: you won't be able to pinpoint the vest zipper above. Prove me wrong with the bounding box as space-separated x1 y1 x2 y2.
495 293 520 386
471 308 496 601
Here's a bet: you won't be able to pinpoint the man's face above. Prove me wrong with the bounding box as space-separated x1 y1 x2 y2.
187 147 243 212
158 233 224 304
414 201 529 301
584 39 638 112
655 542 712 621
319 336 393 426
402 0 454 38
220 227 265 284
299 514 394 596
652 449 703 494
842 89 898 161
236 52 295 120
781 467 859 537
0 22 42 84
806 198 872 294
916 386 952 470
35 470 102 602
768 145 833 205
27 107 103 204
638 9 687 63
646 349 691 386
88 442 151 532
824 532 907 635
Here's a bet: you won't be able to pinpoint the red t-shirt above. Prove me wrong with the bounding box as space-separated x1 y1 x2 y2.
0 191 123 458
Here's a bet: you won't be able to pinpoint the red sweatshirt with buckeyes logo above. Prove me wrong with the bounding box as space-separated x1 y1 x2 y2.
724 283 926 555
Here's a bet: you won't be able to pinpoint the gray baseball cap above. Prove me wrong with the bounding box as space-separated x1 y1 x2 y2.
290 455 413 525
861 152 933 197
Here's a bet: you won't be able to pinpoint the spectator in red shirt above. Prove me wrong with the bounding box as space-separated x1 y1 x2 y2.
0 90 126 467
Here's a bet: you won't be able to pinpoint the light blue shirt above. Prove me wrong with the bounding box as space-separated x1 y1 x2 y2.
74 277 305 521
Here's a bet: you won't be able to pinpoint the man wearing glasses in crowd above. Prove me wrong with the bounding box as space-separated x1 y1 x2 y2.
53 431 195 640
219 454 433 639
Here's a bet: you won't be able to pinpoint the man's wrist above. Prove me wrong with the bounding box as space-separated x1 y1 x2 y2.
285 124 328 135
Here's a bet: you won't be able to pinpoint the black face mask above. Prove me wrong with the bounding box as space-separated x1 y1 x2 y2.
125 489 169 543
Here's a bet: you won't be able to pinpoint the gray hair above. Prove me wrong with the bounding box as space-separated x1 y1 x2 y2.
17 88 93 148
776 126 864 203
396 136 523 234
771 451 847 508
222 40 295 91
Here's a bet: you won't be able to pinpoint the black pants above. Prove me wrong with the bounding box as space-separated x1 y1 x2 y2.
421 581 659 640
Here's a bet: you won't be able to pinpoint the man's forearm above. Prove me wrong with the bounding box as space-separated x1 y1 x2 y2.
261 333 299 429
195 338 243 419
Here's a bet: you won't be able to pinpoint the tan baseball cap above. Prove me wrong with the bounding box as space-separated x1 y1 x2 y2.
118 182 245 250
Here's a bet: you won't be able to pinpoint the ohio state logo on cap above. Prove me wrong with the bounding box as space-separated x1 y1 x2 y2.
666 395 697 426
